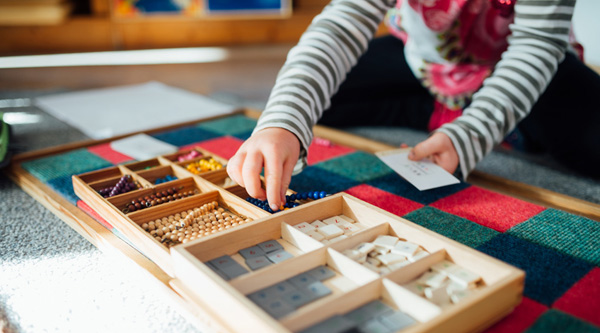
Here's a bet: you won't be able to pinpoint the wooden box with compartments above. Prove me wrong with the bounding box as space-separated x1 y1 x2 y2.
72 147 524 333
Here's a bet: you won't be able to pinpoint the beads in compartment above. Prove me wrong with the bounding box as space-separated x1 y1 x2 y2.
178 150 203 162
141 201 253 248
246 191 329 213
97 175 140 198
123 186 198 213
154 175 177 184
186 158 222 174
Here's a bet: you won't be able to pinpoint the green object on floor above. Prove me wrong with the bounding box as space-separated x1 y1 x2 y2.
0 112 12 168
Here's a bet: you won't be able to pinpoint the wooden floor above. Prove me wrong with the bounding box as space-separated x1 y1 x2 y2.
0 45 292 101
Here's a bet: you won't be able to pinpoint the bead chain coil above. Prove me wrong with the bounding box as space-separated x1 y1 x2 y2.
141 201 253 248
123 186 198 213
98 175 140 198
247 191 329 213
186 158 223 174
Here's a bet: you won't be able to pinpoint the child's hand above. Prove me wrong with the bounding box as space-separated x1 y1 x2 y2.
227 128 301 211
408 132 459 174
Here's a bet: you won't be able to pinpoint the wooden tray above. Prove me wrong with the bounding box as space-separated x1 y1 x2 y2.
71 147 524 332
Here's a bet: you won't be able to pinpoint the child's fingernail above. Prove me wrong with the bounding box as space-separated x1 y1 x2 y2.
270 203 279 211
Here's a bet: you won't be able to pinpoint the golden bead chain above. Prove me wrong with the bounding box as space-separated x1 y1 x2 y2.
141 201 252 248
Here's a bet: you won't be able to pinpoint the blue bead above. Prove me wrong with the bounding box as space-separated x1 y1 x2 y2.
300 192 308 200
319 191 327 199
289 194 297 201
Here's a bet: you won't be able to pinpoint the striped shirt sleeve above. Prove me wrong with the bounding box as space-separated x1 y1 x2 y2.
252 0 395 171
437 0 577 178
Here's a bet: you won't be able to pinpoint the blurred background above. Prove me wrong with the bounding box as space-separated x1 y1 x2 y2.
0 0 597 64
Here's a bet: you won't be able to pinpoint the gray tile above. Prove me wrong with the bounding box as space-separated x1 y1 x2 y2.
379 311 416 331
305 281 332 299
288 272 318 289
306 265 336 281
245 255 272 271
218 261 248 280
239 245 266 259
261 298 296 319
257 240 283 253
281 289 315 308
344 301 394 325
266 249 293 263
358 319 393 333
299 315 357 333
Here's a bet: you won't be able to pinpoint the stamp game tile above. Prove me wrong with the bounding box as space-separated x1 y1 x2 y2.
21 149 113 183
552 267 600 327
429 186 546 232
307 139 355 165
314 151 393 183
344 184 423 217
476 234 593 306
367 172 471 205
180 136 244 160
483 297 548 333
404 207 498 248
290 166 360 194
151 126 221 147
507 209 600 267
525 309 600 333
196 114 257 136
87 143 134 164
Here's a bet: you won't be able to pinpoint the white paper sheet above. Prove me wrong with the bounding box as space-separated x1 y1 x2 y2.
376 148 460 191
110 134 178 161
34 81 236 139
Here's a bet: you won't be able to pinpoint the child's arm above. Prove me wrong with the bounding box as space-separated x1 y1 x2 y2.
228 0 394 208
435 0 576 178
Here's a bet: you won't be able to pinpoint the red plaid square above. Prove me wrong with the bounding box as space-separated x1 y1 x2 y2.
344 184 423 216
429 186 545 232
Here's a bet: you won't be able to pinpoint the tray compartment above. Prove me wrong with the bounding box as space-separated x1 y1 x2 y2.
127 190 265 247
180 220 324 279
122 158 164 172
106 177 206 214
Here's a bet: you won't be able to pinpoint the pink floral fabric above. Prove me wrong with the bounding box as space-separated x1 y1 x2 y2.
387 0 516 131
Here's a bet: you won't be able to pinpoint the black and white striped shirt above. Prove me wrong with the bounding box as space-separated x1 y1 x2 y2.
253 0 576 178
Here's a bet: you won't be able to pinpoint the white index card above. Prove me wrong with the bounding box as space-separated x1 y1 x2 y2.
375 148 460 191
110 133 178 160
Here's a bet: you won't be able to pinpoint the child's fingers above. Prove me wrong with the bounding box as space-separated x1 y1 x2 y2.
280 156 296 204
226 151 246 188
241 152 266 200
264 154 285 211
409 138 437 161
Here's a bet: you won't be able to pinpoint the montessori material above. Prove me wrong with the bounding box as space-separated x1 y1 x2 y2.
72 142 524 332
